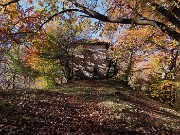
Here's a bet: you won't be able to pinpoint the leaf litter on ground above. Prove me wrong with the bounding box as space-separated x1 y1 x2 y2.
0 79 180 135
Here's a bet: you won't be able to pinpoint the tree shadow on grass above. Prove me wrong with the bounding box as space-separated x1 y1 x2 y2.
0 80 180 135
0 89 146 135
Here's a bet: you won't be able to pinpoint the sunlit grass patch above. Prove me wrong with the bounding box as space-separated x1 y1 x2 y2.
97 87 117 94
44 85 93 95
98 100 133 111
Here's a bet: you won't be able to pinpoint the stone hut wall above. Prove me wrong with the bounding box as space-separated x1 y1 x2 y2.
73 44 108 79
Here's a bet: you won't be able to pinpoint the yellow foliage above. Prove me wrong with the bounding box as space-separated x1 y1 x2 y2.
35 77 49 89
149 80 178 106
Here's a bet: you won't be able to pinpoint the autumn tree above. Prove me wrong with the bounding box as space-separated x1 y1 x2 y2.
23 14 93 86
0 44 38 89
0 0 41 89
1 0 179 73
0 1 179 88
1 0 179 40
44 18 92 81
111 27 151 77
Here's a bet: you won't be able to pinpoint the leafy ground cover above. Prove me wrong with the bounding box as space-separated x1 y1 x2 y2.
0 80 180 135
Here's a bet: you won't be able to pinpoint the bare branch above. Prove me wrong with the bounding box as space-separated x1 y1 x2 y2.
69 1 180 42
39 9 80 30
2 0 180 42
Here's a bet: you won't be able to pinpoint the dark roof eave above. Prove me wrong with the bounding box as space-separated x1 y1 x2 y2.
73 41 111 50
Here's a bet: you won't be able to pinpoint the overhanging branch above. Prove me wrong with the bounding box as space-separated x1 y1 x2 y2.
69 0 180 42
168 0 180 18
39 9 80 30
152 3 180 29
2 0 180 42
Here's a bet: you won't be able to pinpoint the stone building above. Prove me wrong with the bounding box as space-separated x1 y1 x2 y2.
73 41 110 79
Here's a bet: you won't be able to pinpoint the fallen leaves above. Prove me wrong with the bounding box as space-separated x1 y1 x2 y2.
0 80 180 134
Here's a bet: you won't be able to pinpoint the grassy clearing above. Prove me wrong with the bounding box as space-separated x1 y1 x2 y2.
0 80 180 135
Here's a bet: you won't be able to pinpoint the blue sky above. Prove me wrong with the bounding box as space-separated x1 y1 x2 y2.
18 0 109 39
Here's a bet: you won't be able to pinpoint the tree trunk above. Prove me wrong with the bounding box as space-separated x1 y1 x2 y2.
162 49 179 80
125 50 134 82
12 73 16 89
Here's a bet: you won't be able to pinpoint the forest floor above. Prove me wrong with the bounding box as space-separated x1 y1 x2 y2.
0 79 180 135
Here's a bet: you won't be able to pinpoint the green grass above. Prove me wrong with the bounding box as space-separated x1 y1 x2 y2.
49 86 92 94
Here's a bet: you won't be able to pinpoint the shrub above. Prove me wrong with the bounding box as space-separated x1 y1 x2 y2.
148 80 178 107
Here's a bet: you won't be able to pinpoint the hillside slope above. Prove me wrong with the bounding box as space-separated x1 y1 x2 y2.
0 80 179 135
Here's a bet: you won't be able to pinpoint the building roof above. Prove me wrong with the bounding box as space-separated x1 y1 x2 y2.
73 39 110 50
